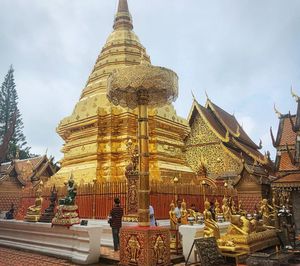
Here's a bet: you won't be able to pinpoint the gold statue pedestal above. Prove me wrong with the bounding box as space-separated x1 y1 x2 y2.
120 226 170 266
51 205 80 227
24 212 41 222
123 214 139 223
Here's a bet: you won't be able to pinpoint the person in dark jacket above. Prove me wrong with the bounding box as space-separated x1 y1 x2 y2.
110 197 124 251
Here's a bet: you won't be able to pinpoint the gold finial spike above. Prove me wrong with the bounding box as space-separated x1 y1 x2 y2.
205 90 210 101
117 0 129 13
258 139 262 149
291 86 300 102
225 130 230 142
236 125 240 136
113 0 133 30
274 104 283 118
191 90 196 101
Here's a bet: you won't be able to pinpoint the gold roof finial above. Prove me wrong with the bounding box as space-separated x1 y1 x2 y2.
113 0 133 30
236 125 240 137
258 139 262 149
274 104 283 118
291 86 300 102
191 90 196 101
205 90 210 101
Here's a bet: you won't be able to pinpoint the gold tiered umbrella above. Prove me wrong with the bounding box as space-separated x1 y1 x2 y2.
107 64 178 226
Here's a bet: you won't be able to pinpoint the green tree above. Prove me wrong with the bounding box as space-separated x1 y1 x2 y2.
0 66 30 161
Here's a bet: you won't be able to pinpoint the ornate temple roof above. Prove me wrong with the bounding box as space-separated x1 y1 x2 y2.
272 115 297 147
271 89 300 188
272 172 300 189
206 100 260 149
0 155 56 186
188 98 268 166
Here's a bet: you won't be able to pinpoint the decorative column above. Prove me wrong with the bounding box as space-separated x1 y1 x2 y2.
124 140 139 222
137 90 150 226
107 63 178 266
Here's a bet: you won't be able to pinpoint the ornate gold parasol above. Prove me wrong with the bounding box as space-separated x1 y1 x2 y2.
107 64 178 226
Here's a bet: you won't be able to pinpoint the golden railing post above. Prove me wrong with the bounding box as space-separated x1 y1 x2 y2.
202 180 206 203
173 176 179 203
224 181 228 198
92 178 97 219
137 92 150 226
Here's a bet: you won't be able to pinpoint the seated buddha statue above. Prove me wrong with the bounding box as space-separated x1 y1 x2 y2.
25 181 43 222
203 199 220 239
222 197 231 222
27 196 43 215
169 201 178 230
230 199 237 215
215 199 221 216
180 200 188 225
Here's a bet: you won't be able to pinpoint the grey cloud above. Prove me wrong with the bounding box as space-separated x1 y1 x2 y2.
1 0 300 160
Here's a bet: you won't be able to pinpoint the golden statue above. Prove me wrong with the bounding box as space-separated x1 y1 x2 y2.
25 181 43 222
230 199 237 215
169 201 178 230
180 199 188 225
222 197 231 222
154 235 166 264
127 235 141 263
215 199 221 216
203 200 220 239
169 201 181 250
260 199 274 227
220 213 279 253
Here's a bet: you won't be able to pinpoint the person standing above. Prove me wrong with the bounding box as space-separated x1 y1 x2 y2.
110 197 124 251
149 205 156 226
174 199 182 223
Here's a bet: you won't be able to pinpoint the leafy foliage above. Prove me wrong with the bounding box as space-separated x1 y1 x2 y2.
0 66 31 161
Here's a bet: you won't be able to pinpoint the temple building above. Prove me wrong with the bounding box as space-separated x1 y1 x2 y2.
0 155 57 211
49 0 273 205
50 0 192 185
271 90 300 232
185 97 273 209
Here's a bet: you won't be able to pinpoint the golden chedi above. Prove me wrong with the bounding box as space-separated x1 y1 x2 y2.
50 0 191 186
25 181 43 222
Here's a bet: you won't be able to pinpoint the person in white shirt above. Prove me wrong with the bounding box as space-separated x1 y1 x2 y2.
174 199 182 221
149 205 156 226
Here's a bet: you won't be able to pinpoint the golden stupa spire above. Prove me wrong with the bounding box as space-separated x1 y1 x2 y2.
113 0 133 30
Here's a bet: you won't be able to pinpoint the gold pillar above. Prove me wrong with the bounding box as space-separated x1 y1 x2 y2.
137 91 150 226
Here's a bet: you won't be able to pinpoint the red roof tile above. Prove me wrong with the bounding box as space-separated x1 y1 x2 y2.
278 151 299 171
273 173 300 183
278 116 296 146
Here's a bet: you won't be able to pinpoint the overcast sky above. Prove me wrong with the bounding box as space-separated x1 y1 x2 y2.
1 0 300 161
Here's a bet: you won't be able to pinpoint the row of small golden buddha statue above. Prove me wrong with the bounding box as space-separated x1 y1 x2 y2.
24 175 80 226
169 197 242 229
169 194 292 253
